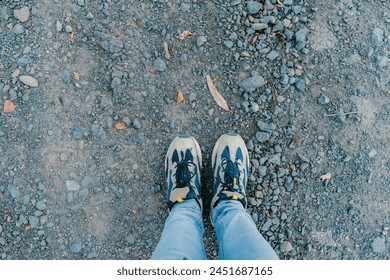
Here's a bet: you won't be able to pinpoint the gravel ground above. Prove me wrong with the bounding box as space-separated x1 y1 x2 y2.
0 0 389 260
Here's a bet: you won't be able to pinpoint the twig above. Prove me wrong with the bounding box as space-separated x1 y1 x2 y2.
325 111 358 117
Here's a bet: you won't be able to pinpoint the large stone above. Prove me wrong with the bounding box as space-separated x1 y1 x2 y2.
13 7 29 22
19 75 39 87
239 75 265 92
246 1 262 14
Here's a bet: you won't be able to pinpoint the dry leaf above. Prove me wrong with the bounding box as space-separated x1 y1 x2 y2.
179 30 193 40
276 0 285 7
251 35 259 45
206 75 229 111
265 210 271 218
25 225 31 231
163 41 171 60
319 172 332 181
176 89 185 105
73 72 80 80
115 122 126 130
3 100 16 113
70 32 75 43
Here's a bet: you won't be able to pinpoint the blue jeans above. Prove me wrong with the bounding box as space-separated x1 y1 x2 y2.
151 200 279 260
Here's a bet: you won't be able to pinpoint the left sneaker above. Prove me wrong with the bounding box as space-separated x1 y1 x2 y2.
165 134 203 211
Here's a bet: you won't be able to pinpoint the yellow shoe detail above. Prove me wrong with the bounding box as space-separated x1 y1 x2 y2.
232 194 238 200
233 178 237 185
176 197 184 203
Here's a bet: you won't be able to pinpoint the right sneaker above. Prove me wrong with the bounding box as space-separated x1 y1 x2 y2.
165 134 203 211
210 133 250 222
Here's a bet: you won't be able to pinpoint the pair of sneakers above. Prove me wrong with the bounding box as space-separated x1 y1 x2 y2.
165 132 249 222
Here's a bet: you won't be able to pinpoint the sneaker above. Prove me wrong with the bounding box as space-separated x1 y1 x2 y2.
210 133 249 219
165 134 202 211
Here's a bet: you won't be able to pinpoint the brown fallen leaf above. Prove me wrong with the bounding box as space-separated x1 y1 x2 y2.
176 89 185 105
115 122 126 130
3 100 16 113
276 0 285 8
179 30 193 40
25 225 31 231
70 32 75 43
265 210 272 218
319 172 332 181
163 41 171 60
251 34 259 45
206 75 229 111
73 72 80 80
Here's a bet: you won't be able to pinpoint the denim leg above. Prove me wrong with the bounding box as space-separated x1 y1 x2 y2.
151 199 207 260
212 200 279 260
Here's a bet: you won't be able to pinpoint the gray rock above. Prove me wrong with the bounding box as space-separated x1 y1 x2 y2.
371 236 386 253
91 121 106 139
127 235 135 244
256 131 270 143
281 241 293 252
137 132 145 144
13 7 30 22
258 166 267 176
70 241 83 253
80 176 92 187
180 54 188 62
153 58 167 72
312 231 337 247
257 121 275 133
284 0 293 5
295 79 305 91
62 71 71 84
267 50 279 61
13 24 24 34
86 12 94 20
56 21 63 32
77 0 85 7
19 75 39 88
268 153 281 165
0 224 2 233
252 23 268 30
65 25 73 33
318 94 330 105
79 188 89 201
36 201 46 211
223 40 234 48
239 75 265 92
246 1 262 14
66 180 81 191
196 36 207 47
372 28 384 46
72 128 84 140
133 119 142 129
189 92 197 103
180 3 190 12
295 28 309 43
8 184 20 199
29 216 39 229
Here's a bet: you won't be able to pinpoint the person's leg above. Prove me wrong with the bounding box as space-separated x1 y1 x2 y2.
151 134 206 260
151 200 206 260
213 200 278 260
210 133 278 260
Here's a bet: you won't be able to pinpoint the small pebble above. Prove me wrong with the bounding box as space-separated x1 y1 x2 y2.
13 24 24 34
196 36 207 47
318 94 330 105
70 242 83 253
153 58 167 72
66 180 81 191
65 25 73 33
